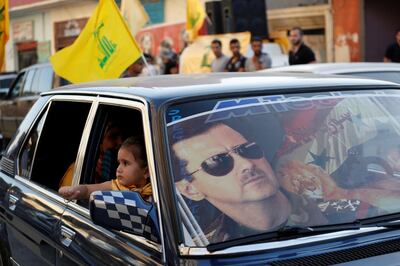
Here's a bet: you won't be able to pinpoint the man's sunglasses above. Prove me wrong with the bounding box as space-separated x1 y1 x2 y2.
186 142 264 179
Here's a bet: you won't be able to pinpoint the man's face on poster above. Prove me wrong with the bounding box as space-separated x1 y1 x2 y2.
174 124 279 206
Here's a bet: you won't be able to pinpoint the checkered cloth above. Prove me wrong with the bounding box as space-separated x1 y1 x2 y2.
90 191 160 243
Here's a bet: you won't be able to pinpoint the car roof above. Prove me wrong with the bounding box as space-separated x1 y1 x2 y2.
44 72 400 107
19 62 52 72
261 62 400 74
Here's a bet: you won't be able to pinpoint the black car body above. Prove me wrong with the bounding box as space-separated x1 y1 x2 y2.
1 73 400 265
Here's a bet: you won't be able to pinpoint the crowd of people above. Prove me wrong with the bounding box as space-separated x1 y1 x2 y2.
121 26 400 78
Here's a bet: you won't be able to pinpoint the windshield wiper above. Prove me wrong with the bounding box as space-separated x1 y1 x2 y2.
206 213 400 252
358 212 400 228
206 222 363 253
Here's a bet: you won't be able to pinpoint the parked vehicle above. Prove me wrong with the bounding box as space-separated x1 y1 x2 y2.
0 72 17 99
1 72 400 265
262 62 400 83
0 63 68 149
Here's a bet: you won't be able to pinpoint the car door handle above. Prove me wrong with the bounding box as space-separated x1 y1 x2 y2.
60 225 76 247
8 194 18 211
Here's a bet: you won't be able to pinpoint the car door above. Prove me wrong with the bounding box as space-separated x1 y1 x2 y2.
56 98 164 265
0 97 92 265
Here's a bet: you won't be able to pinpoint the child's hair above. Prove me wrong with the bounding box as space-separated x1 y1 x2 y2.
121 135 148 168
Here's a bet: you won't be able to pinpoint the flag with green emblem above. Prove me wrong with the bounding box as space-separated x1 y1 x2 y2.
50 0 142 83
0 0 9 70
186 0 206 41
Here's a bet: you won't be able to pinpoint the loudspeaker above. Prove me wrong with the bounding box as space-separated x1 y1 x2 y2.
221 0 269 38
205 1 223 34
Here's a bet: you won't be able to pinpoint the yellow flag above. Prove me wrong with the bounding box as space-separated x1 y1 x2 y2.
0 0 9 70
50 0 141 83
186 0 206 41
121 0 149 36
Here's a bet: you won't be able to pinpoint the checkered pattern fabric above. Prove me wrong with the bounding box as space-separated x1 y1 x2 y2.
90 191 160 243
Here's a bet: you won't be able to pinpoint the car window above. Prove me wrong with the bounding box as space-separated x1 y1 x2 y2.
9 72 26 98
30 66 53 94
22 69 36 96
18 100 91 192
76 104 147 204
167 89 400 247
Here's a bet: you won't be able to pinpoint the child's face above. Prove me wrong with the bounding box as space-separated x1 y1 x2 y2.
116 147 148 187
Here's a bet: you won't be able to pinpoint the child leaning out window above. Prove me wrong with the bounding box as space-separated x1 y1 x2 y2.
58 136 152 202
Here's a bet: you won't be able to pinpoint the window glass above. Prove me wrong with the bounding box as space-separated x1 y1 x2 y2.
10 72 26 98
167 89 400 247
19 100 91 192
19 111 47 177
22 69 36 96
31 67 53 94
76 105 148 204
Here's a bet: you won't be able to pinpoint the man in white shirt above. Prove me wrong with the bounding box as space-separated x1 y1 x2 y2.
245 37 271 72
210 39 230 72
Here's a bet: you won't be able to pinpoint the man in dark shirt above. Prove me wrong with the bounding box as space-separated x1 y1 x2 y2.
288 27 316 65
384 28 400 63
225 38 246 72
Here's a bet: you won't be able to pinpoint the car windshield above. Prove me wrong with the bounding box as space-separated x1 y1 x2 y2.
166 89 400 247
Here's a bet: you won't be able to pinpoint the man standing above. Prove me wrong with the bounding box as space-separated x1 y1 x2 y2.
288 27 316 65
225 39 246 72
245 37 272 71
384 28 400 63
210 39 229 72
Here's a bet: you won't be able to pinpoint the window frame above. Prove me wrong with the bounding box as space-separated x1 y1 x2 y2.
15 95 95 202
59 96 165 256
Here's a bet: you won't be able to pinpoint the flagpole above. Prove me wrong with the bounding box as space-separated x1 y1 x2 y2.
140 53 154 76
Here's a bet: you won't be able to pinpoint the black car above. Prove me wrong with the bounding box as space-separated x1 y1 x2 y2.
2 73 400 265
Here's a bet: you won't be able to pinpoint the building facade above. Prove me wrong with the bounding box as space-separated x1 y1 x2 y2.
6 0 185 72
5 0 400 72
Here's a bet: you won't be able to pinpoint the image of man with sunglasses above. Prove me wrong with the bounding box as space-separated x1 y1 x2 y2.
171 120 326 243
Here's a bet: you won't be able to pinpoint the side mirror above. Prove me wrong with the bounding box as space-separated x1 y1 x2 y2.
89 190 160 243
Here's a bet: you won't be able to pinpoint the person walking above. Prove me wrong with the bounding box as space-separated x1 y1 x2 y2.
245 37 272 71
384 28 400 63
210 39 230 72
288 27 316 65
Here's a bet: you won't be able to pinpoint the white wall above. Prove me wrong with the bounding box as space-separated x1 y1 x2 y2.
164 0 186 24
6 12 47 71
48 2 96 54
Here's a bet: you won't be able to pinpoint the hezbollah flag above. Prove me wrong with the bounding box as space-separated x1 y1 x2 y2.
186 0 206 41
50 0 141 83
0 0 9 70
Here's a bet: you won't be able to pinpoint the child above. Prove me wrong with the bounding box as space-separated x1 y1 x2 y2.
59 136 152 202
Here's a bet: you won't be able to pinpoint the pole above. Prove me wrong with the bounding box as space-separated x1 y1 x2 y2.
140 52 154 76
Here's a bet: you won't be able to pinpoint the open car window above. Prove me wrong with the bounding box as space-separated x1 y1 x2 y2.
19 100 91 192
167 89 400 247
